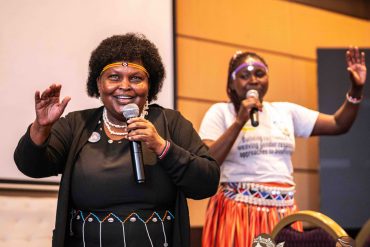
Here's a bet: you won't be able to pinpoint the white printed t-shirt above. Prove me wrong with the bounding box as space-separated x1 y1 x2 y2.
199 102 319 185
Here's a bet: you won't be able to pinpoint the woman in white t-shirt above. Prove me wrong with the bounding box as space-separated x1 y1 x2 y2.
200 47 367 247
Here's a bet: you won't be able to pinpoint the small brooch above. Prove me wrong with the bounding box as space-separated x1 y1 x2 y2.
88 132 101 143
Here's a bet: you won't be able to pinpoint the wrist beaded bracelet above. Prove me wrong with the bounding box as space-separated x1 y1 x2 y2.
158 141 170 159
346 93 363 104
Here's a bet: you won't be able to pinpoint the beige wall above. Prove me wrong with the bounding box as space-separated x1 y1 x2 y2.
176 0 370 226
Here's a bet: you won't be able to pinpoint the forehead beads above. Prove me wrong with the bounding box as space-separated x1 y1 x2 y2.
100 61 149 78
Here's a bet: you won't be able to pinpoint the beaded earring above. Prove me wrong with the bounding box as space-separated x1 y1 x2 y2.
140 99 149 118
98 91 104 104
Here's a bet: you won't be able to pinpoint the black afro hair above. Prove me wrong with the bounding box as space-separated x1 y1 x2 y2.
86 33 165 102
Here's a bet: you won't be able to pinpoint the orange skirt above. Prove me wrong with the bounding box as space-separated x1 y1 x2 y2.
202 182 302 247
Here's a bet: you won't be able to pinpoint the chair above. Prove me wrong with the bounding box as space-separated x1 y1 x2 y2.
356 218 370 247
271 210 350 247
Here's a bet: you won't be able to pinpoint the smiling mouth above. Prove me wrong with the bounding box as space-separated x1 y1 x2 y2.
114 95 135 103
115 95 133 99
246 86 260 91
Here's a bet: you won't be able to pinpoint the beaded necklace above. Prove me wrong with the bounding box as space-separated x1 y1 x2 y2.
102 102 149 137
103 108 128 136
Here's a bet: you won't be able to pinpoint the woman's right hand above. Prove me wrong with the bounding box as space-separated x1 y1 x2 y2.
31 84 71 145
34 84 71 127
236 97 262 126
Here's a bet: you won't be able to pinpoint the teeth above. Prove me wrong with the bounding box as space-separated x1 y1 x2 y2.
116 96 131 99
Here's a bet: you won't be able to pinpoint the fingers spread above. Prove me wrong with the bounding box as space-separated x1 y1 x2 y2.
60 96 71 110
346 50 353 67
361 52 366 65
34 91 41 101
40 87 51 100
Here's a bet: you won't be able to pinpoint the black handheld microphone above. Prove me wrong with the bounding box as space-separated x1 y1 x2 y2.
246 89 259 127
122 103 145 184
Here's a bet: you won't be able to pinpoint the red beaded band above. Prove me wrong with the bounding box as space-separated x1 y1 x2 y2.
158 141 170 159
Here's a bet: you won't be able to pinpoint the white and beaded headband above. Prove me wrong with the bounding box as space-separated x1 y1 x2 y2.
231 61 268 80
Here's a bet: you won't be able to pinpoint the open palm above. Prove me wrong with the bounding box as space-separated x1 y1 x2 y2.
346 47 367 87
35 84 70 126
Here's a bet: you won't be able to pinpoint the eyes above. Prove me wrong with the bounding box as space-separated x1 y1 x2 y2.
106 73 146 83
238 69 267 80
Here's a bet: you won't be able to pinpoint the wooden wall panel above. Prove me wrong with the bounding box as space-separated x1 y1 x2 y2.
292 137 319 170
187 198 209 227
177 0 370 59
177 0 293 56
289 2 370 58
293 172 320 211
177 99 213 130
176 37 231 101
289 59 317 108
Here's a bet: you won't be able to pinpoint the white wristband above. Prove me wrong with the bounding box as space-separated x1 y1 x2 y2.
346 93 362 104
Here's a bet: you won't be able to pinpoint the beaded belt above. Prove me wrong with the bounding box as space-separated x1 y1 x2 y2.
221 182 295 207
69 209 174 247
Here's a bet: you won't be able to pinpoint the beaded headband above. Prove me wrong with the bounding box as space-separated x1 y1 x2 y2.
100 62 150 78
231 61 268 80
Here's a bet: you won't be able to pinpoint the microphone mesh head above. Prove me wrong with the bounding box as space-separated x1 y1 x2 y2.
122 103 140 119
246 89 259 99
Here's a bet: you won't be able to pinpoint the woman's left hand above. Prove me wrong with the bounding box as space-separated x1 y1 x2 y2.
346 46 367 88
126 117 166 156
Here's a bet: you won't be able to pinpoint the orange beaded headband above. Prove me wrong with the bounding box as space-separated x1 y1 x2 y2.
100 62 149 78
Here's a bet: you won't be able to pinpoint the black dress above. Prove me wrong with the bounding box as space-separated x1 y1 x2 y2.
65 120 175 246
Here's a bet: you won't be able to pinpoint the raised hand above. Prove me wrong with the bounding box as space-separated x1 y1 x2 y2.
34 84 71 127
346 46 367 88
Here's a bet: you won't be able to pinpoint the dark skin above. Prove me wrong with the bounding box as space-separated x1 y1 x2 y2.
203 47 367 166
30 60 166 156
